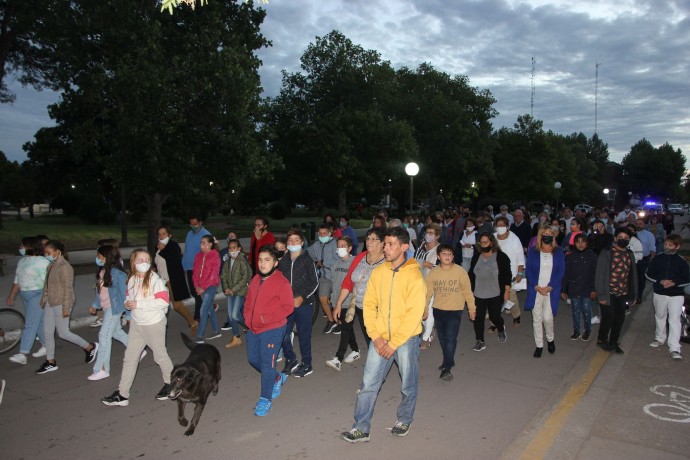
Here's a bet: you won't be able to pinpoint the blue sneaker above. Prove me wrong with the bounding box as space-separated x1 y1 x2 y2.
272 373 288 399
254 397 272 417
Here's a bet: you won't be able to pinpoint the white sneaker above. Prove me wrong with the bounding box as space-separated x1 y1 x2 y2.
649 340 662 348
87 369 110 381
671 351 683 360
90 318 103 328
591 316 600 324
326 357 341 371
343 351 360 364
0 379 5 405
32 346 47 358
9 353 27 365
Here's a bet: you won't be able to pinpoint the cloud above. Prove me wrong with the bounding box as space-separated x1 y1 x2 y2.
1 0 688 167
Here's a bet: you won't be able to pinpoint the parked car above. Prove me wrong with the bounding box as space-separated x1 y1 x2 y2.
668 203 684 215
573 203 593 214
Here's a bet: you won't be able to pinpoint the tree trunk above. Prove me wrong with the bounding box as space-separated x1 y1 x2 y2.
120 184 129 246
28 202 34 218
338 188 347 215
146 192 165 255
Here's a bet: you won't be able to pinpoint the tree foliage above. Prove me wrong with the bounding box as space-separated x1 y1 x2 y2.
622 138 686 200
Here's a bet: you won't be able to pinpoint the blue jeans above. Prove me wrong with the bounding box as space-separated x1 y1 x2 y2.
433 308 462 369
195 286 220 340
570 297 592 334
18 289 45 354
93 308 129 373
282 303 313 366
353 335 420 433
226 295 245 337
246 325 286 400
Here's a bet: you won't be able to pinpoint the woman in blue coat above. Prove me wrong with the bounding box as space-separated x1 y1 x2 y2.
525 226 565 358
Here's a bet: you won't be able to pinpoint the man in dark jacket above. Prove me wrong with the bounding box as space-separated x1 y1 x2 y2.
645 234 690 360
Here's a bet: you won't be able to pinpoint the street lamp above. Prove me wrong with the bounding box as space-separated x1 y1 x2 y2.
554 181 562 212
405 162 419 212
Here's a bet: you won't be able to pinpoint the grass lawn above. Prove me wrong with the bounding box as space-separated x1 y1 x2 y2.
0 213 372 254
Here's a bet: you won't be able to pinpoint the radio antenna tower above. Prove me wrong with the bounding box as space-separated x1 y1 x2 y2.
531 57 535 117
594 62 600 135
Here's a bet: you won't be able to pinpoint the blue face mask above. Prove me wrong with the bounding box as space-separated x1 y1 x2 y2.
601 218 608 224
96 257 105 267
287 245 302 253
46 255 56 262
318 236 333 244
19 248 26 256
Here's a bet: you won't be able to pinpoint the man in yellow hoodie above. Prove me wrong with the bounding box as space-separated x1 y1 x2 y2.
341 227 427 443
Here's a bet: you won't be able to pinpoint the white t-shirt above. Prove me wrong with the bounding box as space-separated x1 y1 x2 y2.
495 232 526 290
460 230 477 259
537 252 553 287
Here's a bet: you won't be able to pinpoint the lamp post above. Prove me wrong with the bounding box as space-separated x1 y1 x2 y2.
554 181 562 213
405 162 419 212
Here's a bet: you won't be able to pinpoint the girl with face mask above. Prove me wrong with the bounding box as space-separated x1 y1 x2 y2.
102 249 174 407
192 235 222 343
458 218 478 272
7 237 50 366
415 223 442 349
87 245 128 381
220 239 252 348
36 240 98 375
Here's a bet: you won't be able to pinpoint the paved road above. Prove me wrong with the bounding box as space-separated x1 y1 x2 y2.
1 231 690 459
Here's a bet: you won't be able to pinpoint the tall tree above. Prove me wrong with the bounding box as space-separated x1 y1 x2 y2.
265 30 417 213
394 63 498 203
22 0 274 251
622 139 686 200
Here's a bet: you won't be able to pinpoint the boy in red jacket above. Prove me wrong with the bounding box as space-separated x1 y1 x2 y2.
244 245 294 416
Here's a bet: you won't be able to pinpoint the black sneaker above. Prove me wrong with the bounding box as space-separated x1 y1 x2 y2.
439 368 453 382
322 321 336 334
292 363 313 378
282 359 299 375
85 342 99 364
155 383 171 400
581 331 591 341
391 421 411 437
221 321 232 331
332 324 342 335
341 428 370 443
571 332 580 340
547 340 556 354
513 316 521 326
612 344 624 354
36 361 58 374
102 390 129 406
498 329 507 343
473 340 486 351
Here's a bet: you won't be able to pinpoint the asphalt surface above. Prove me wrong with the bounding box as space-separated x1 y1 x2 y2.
1 235 690 459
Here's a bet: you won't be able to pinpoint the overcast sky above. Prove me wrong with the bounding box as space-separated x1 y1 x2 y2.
1 0 688 166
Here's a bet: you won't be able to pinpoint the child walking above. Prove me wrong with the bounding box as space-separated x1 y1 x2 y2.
193 235 222 343
561 234 598 342
244 245 294 416
87 245 128 380
101 249 173 406
221 239 252 348
37 240 98 374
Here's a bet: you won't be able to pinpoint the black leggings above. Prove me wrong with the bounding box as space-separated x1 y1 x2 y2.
335 308 370 361
474 296 504 341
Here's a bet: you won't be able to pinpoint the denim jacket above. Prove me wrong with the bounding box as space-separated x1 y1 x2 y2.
92 268 127 315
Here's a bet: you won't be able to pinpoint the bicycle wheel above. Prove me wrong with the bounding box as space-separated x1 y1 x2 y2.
0 308 25 354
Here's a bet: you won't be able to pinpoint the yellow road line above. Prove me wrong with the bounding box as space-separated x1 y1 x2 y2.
520 350 610 460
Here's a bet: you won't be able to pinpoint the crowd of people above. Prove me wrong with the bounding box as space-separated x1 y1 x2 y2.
4 204 689 441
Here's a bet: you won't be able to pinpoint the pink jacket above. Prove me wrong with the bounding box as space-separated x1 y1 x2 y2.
192 250 220 290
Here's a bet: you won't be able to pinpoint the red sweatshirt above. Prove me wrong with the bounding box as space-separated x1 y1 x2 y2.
244 271 294 334
192 250 220 290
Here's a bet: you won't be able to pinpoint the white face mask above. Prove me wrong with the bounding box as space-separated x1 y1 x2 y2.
466 226 475 232
229 251 240 258
424 234 436 243
336 247 349 257
19 248 26 256
496 227 508 235
135 262 151 273
159 237 170 245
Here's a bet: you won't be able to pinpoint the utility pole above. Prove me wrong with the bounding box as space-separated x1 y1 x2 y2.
595 62 600 135
531 57 535 117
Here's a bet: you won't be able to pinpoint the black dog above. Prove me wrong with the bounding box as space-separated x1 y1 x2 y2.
168 333 221 436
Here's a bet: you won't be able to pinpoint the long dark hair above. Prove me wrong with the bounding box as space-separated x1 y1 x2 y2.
97 245 124 289
21 236 43 256
45 240 69 261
